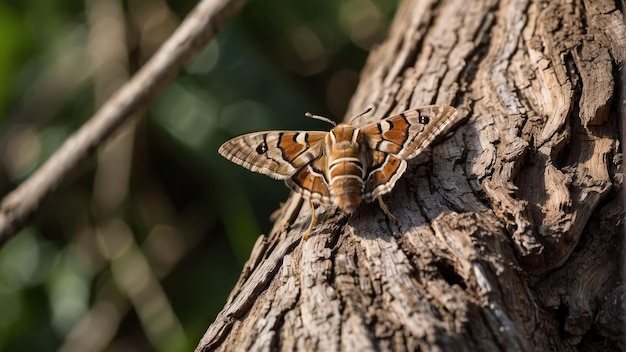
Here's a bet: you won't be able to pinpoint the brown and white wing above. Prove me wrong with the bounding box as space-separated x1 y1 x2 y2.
285 156 333 204
363 151 407 202
360 105 460 160
218 131 327 179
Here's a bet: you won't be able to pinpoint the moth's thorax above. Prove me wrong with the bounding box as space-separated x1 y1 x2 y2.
325 124 367 213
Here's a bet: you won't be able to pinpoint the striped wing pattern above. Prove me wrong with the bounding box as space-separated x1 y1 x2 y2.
363 151 407 202
285 156 333 204
218 131 327 180
360 105 460 160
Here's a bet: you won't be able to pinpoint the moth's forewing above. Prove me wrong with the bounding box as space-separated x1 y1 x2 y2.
218 131 326 179
360 105 459 160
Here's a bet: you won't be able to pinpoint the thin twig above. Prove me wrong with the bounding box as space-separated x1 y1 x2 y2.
0 0 246 246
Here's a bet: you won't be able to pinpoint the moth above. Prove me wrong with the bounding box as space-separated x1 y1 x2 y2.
218 105 461 240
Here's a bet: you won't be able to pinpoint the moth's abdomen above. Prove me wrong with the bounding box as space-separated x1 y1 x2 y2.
328 157 365 213
331 177 363 213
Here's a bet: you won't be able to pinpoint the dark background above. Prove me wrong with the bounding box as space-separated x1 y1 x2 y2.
0 0 397 350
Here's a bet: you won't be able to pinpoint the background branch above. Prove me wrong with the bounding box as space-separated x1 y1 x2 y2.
0 0 245 246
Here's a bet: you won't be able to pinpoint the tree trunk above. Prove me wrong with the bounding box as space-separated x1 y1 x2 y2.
197 0 625 350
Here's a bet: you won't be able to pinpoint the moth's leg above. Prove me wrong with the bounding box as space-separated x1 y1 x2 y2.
377 195 398 224
302 198 317 241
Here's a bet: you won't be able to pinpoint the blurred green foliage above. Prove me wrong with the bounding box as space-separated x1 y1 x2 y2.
0 0 397 350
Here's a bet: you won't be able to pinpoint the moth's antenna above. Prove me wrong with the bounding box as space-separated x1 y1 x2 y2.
305 112 337 126
348 107 373 123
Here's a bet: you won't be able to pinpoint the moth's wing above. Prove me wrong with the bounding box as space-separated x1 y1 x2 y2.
218 131 327 179
363 151 407 202
360 105 461 160
285 156 333 204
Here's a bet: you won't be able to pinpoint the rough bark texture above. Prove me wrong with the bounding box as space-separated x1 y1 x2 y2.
197 0 625 350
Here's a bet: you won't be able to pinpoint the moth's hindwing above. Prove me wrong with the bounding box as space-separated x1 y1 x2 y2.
218 131 326 179
363 151 407 202
285 156 333 204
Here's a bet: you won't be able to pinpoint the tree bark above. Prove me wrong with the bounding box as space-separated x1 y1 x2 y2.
197 0 625 350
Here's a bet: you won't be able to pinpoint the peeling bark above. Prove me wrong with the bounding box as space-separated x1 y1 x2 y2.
197 0 625 350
